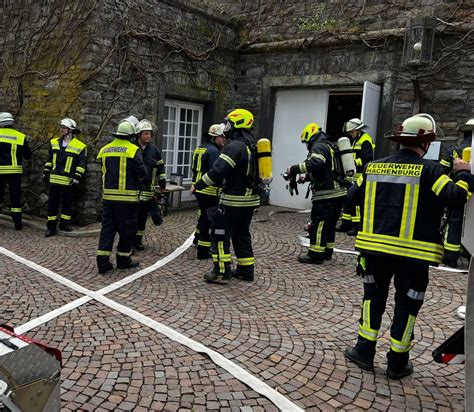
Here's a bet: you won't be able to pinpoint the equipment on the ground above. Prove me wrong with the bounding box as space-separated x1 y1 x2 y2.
337 137 357 177
0 325 61 412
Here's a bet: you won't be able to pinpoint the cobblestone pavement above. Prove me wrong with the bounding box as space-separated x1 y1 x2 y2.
0 206 467 411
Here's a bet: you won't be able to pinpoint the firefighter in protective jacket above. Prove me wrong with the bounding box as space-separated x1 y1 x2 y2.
438 117 474 268
287 123 347 264
345 114 474 379
96 119 147 274
191 123 227 259
0 112 31 230
192 108 260 284
338 118 375 235
44 118 86 236
133 119 166 251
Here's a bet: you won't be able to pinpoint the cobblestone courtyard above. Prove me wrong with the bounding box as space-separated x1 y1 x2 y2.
0 206 468 411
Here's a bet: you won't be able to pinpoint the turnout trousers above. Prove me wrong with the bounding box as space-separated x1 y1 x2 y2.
47 184 75 229
97 201 138 270
195 193 219 255
211 205 256 277
443 205 464 263
0 174 22 227
355 254 429 369
135 200 152 244
308 197 343 260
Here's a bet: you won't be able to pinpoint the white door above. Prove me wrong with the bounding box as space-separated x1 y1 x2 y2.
361 81 381 142
269 89 329 209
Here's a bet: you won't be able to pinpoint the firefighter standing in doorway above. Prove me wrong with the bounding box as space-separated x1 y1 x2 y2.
191 123 227 259
133 119 166 251
338 118 375 236
344 114 474 379
287 123 347 264
438 117 474 268
43 118 86 236
191 108 260 284
96 119 147 274
0 112 31 230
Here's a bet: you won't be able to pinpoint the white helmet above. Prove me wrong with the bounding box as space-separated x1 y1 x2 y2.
343 118 367 133
122 115 139 128
387 113 436 144
113 119 137 137
136 119 153 133
0 112 14 127
59 117 77 130
208 123 225 137
463 118 474 131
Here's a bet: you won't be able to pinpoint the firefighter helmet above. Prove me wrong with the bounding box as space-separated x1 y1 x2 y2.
225 109 254 129
300 123 322 143
462 118 474 131
208 123 225 137
136 119 153 133
387 113 436 144
343 118 367 132
0 112 14 127
59 118 77 130
113 119 137 137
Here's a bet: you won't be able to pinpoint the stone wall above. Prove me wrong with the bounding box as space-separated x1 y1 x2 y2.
0 0 237 223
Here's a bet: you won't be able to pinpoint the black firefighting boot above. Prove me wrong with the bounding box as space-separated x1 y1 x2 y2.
59 220 73 232
298 253 324 264
386 350 413 379
133 235 145 251
442 251 459 269
12 213 22 230
324 248 333 261
116 254 140 270
345 347 374 371
204 270 231 284
97 256 114 275
345 336 376 371
232 265 254 282
336 219 352 233
45 220 57 237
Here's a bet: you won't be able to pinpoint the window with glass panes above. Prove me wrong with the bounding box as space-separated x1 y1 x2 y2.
163 101 203 182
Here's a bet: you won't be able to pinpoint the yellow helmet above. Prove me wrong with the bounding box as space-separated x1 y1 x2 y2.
225 109 254 129
300 123 322 143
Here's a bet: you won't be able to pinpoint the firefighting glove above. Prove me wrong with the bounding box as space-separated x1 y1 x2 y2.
356 255 366 278
288 178 298 196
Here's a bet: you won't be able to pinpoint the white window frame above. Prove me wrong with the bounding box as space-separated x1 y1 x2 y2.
163 99 203 184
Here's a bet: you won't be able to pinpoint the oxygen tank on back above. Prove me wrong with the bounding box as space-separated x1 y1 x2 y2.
337 137 356 177
257 138 273 184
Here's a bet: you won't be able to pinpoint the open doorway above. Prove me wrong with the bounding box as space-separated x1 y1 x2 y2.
325 92 362 141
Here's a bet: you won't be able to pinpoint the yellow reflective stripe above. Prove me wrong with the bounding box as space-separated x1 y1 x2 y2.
400 183 419 240
342 213 351 220
326 242 335 248
52 153 57 170
197 240 211 247
218 241 225 272
76 166 85 174
358 300 378 341
50 175 72 185
220 153 236 168
117 251 131 257
356 175 364 187
237 257 254 266
352 206 361 223
0 165 22 173
444 241 461 252
221 199 260 207
64 156 73 173
354 157 362 167
431 175 451 196
355 238 443 263
391 316 414 353
440 159 451 167
455 180 469 193
47 216 58 221
196 187 219 196
310 153 326 162
310 221 325 253
60 214 71 220
11 144 17 167
10 207 22 212
97 250 111 256
119 157 126 190
137 230 145 236
357 231 444 253
299 162 308 173
363 181 377 233
202 173 215 186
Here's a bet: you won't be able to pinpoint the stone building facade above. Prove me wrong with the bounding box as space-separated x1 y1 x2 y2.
0 0 472 219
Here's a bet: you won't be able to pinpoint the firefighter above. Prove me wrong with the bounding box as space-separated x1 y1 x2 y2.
287 123 347 264
133 119 166 251
96 119 147 274
344 114 474 379
0 112 31 230
191 123 227 259
191 108 260 284
43 118 86 236
338 118 375 236
438 117 474 268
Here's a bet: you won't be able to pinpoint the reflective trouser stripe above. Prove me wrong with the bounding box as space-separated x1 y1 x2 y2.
97 250 111 256
358 299 378 341
117 251 131 257
390 314 416 353
309 221 325 253
341 213 351 221
60 214 71 220
237 257 254 266
10 207 22 213
352 206 361 223
48 215 58 221
198 240 211 247
137 230 145 236
444 241 461 252
217 241 231 273
326 242 335 249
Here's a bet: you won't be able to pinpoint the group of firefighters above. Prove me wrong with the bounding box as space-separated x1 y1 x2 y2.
1 108 473 380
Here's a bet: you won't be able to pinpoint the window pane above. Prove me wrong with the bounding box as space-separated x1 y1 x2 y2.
164 106 169 119
178 139 184 150
191 139 197 151
186 123 191 136
180 108 186 122
178 152 183 164
168 137 174 150
179 122 185 137
184 152 190 164
184 166 190 178
186 109 192 122
193 110 198 123
192 124 198 137
169 122 175 136
185 139 190 151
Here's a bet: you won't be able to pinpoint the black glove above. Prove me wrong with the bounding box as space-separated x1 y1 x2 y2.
288 178 299 196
